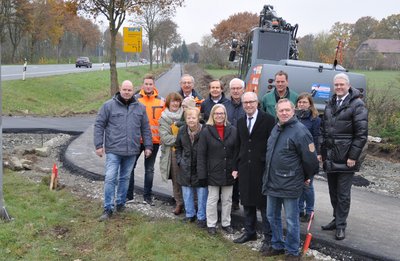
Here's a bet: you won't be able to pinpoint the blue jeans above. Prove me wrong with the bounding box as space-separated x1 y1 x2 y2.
104 153 137 211
298 178 315 214
182 186 208 221
267 195 300 256
127 144 159 200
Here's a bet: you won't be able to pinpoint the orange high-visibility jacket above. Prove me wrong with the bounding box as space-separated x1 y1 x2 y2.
135 88 165 144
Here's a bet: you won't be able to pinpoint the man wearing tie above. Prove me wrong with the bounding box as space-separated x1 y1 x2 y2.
232 92 275 254
320 73 368 240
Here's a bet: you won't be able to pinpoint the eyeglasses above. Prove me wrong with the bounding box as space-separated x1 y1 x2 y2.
214 112 225 116
181 81 193 85
230 87 243 91
243 100 257 105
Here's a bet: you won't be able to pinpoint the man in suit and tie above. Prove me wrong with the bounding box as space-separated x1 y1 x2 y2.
232 91 275 254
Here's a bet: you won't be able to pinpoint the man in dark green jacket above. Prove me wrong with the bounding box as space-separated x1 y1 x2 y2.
261 70 298 117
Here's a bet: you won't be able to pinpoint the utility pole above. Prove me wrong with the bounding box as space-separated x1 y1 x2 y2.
0 42 12 221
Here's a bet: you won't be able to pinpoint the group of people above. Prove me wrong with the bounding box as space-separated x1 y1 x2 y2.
94 70 368 261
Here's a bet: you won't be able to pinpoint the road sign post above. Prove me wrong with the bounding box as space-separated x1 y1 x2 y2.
123 27 142 53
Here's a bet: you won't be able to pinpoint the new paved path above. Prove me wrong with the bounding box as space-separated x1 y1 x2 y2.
3 64 400 260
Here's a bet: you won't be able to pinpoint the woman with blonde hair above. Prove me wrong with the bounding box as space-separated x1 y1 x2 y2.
197 104 238 235
175 107 207 227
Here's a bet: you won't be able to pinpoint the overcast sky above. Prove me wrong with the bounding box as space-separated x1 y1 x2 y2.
174 0 400 44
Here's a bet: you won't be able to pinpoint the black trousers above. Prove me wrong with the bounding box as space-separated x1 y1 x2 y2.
232 178 240 204
327 172 354 229
243 205 271 241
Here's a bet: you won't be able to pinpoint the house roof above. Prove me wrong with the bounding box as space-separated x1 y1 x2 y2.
358 39 400 53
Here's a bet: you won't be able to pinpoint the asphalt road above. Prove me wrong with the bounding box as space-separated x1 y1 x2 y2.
2 63 400 260
1 62 141 81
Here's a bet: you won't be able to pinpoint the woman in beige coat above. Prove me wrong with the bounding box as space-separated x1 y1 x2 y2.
159 92 184 215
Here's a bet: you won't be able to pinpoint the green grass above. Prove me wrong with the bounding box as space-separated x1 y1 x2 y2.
205 69 238 80
354 70 400 97
2 65 168 116
0 170 271 261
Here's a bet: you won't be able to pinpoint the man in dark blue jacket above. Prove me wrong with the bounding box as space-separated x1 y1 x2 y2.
200 79 230 122
262 99 318 260
94 80 152 221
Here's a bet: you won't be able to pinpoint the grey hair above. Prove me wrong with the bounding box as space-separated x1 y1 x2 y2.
275 98 295 111
180 74 195 84
241 91 258 102
333 73 350 85
229 78 245 89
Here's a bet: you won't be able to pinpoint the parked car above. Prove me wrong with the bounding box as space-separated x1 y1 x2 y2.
75 57 92 68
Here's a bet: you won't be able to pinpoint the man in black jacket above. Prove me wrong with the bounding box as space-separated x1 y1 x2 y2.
232 92 275 254
320 73 368 240
262 99 318 260
200 80 230 122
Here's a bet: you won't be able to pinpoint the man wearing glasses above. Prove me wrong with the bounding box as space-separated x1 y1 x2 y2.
232 92 275 255
178 74 204 106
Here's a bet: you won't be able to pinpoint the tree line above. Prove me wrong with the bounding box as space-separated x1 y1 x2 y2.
208 12 400 70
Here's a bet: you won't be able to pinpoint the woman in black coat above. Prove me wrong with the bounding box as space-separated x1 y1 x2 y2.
197 104 237 235
175 107 207 227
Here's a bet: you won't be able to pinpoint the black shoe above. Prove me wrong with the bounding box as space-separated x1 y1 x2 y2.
98 209 112 222
335 228 345 240
182 216 196 223
262 247 285 257
222 226 234 234
233 233 257 244
321 219 336 230
197 219 207 229
116 204 126 213
231 202 240 211
300 213 312 223
143 197 155 206
208 227 217 235
259 239 271 253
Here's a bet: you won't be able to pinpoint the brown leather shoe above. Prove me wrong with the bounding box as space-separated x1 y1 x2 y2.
173 205 183 215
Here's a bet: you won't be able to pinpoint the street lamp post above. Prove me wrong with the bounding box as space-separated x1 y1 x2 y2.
0 42 12 221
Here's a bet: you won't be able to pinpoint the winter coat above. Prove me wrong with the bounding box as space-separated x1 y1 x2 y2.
200 93 230 122
321 87 368 173
197 124 237 186
296 109 321 155
235 110 275 207
226 99 246 127
135 88 165 144
175 124 204 187
94 93 152 156
261 88 298 117
262 117 319 198
159 108 183 182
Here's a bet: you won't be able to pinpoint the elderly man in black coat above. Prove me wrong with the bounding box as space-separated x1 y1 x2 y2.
232 92 275 254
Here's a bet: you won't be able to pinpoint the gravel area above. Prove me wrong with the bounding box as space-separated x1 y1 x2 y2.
2 133 399 260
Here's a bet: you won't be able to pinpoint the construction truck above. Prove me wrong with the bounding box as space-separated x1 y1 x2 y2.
228 5 366 111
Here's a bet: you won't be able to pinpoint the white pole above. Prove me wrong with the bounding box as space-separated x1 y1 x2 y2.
0 42 12 221
22 58 27 81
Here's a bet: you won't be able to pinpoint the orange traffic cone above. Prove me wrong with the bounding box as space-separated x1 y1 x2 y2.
302 211 314 256
50 163 58 190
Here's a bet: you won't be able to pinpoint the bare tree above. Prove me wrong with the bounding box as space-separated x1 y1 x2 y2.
79 0 183 95
154 18 180 64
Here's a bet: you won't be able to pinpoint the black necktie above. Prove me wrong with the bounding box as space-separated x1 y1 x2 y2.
336 98 342 107
247 117 253 132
